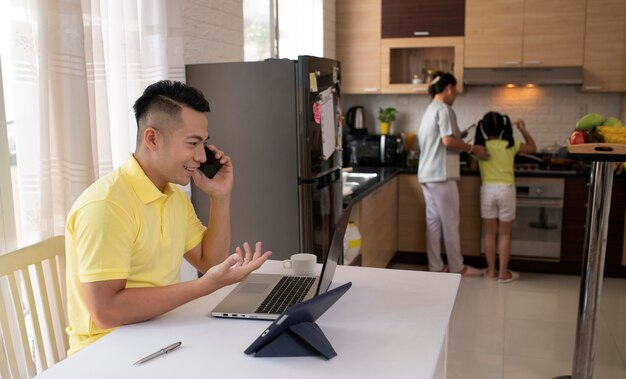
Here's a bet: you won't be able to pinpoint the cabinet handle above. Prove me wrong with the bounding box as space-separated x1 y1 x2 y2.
584 85 602 90
413 87 428 92
413 31 430 36
503 61 521 66
363 87 380 92
525 60 543 65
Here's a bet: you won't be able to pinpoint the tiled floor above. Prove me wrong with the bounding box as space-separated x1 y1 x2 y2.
390 263 626 379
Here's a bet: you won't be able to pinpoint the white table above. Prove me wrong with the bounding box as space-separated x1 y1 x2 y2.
37 261 460 379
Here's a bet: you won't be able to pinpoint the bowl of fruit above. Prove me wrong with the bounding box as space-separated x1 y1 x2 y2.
568 113 626 155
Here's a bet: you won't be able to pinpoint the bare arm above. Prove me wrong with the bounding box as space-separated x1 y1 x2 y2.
184 194 231 273
82 242 271 329
185 146 234 273
441 135 489 160
514 119 537 154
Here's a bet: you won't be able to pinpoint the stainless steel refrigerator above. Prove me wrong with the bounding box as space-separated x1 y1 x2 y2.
186 56 343 262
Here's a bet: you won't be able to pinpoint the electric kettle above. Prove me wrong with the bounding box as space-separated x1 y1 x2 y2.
345 106 366 132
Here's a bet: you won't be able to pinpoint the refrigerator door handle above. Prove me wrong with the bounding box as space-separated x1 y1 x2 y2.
300 169 340 187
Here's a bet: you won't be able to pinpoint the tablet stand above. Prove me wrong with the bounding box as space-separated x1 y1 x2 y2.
254 321 337 359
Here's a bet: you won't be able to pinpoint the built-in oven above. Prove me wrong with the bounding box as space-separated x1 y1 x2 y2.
510 177 565 260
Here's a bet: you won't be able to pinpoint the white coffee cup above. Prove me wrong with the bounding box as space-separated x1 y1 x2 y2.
283 253 317 276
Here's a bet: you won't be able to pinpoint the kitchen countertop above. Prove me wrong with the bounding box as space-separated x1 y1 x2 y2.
342 166 399 204
343 164 592 205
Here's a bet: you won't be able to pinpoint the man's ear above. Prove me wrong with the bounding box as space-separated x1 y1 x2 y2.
144 127 159 151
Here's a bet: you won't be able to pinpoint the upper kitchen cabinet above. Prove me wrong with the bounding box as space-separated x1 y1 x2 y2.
381 0 465 38
381 37 464 94
465 0 586 68
582 0 626 92
336 0 382 94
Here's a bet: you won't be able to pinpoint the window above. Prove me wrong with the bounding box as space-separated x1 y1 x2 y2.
243 0 272 61
243 0 324 61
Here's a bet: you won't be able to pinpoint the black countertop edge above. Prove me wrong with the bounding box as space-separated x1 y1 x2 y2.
568 153 626 162
342 164 624 205
342 166 401 205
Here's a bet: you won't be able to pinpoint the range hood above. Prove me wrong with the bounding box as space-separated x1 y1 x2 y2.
463 67 583 86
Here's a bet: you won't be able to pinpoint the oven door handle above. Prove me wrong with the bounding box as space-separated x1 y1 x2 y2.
517 198 564 208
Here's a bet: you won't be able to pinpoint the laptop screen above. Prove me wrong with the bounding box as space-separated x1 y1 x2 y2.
316 203 352 295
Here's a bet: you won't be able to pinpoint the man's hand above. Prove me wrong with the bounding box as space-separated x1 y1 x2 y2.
192 145 234 197
472 145 489 160
199 242 272 291
442 135 489 160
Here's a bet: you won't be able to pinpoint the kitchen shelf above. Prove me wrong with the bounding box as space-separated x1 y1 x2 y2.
381 37 464 94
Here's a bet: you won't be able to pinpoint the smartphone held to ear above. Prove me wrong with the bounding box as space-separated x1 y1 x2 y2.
199 145 223 179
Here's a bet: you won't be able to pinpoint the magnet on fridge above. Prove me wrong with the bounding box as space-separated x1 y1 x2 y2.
309 73 318 92
312 102 321 124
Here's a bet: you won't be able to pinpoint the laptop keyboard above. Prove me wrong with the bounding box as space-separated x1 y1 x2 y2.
255 276 316 314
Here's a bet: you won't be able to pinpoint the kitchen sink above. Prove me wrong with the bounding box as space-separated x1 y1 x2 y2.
342 172 378 196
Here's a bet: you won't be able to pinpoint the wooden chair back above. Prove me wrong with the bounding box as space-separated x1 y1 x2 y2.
0 236 68 378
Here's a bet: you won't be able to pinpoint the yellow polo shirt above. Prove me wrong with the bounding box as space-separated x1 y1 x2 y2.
65 155 206 355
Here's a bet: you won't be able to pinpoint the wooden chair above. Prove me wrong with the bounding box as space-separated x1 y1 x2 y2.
0 236 68 378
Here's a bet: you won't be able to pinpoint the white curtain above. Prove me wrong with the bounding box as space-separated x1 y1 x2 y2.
8 0 184 246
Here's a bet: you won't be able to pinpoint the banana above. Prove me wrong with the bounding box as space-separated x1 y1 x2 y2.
595 125 626 143
596 126 626 134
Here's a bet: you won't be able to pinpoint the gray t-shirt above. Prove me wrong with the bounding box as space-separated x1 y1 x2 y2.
417 100 461 183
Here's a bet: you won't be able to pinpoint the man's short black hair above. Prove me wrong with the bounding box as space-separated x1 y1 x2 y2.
133 80 210 125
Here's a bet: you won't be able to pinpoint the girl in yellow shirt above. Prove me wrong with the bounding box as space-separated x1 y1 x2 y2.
474 112 536 283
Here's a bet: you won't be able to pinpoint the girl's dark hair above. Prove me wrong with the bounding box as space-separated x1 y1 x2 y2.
133 80 211 124
428 71 457 98
474 111 515 148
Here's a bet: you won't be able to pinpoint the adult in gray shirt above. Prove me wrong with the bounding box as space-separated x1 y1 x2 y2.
417 72 488 276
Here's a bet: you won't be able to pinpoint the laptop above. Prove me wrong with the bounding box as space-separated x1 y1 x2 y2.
211 203 352 320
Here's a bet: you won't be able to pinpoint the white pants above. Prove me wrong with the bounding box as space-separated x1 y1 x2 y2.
480 184 516 222
421 180 465 273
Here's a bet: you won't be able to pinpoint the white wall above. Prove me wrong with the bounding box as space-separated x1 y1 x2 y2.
342 87 623 151
182 0 244 64
323 0 336 59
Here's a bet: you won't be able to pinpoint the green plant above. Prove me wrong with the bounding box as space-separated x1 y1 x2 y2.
379 107 398 123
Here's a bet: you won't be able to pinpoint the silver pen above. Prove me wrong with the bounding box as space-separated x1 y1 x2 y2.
133 342 182 366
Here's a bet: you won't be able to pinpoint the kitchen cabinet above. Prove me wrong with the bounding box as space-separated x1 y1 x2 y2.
381 37 464 94
458 175 481 256
582 0 626 92
560 177 625 272
381 0 465 38
398 174 426 252
336 0 382 94
464 0 586 68
358 177 398 268
336 0 463 94
397 174 481 256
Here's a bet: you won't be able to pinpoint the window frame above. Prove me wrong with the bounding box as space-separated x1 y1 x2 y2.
0 57 17 254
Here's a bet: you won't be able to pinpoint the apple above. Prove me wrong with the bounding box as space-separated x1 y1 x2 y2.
569 130 589 145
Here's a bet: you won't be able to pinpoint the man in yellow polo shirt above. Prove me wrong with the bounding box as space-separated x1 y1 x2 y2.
65 80 272 354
